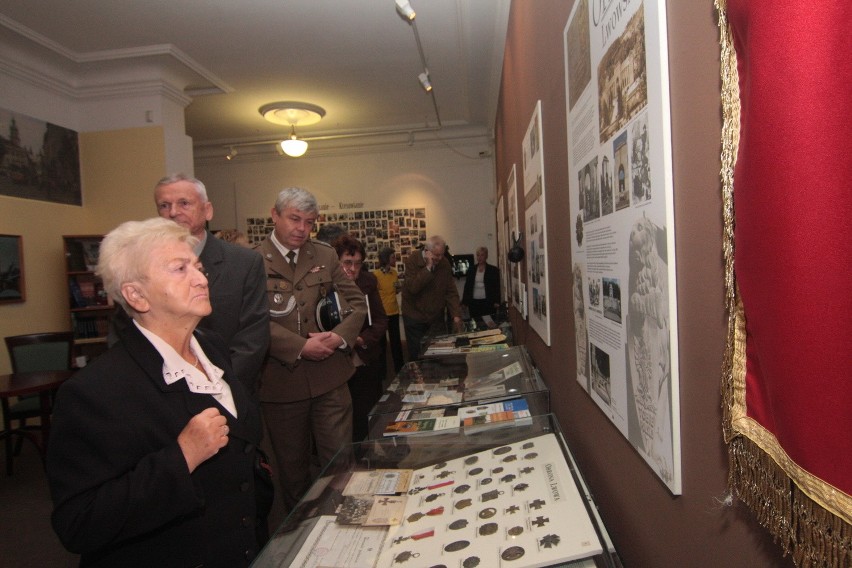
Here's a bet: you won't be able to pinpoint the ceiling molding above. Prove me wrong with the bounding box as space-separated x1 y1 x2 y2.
0 13 230 97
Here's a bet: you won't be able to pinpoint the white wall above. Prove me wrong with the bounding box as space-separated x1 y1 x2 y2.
195 140 499 258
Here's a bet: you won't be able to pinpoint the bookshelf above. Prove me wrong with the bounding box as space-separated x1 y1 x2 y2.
63 235 111 359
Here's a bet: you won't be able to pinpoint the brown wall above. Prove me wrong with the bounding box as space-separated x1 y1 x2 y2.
494 2 792 566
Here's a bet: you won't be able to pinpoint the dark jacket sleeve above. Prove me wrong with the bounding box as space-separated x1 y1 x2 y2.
47 361 201 553
355 272 388 363
228 250 270 389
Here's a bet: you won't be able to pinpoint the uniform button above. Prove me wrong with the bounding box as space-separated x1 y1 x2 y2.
240 481 251 492
245 550 254 560
241 516 251 527
296 284 303 290
299 300 305 306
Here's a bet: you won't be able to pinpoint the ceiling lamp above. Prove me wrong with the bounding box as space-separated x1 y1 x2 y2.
259 101 326 158
280 126 309 157
225 146 237 160
395 0 415 21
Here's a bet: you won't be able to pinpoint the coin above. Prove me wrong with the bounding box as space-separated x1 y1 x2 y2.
522 442 535 449
478 522 498 536
501 546 525 561
524 452 538 460
468 467 483 476
444 540 470 552
449 519 469 530
454 484 471 494
479 477 492 486
455 498 472 510
493 446 512 455
462 557 480 568
464 456 479 465
508 526 524 536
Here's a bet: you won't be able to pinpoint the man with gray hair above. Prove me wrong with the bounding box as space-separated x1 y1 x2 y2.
153 173 270 392
257 187 366 510
401 235 463 361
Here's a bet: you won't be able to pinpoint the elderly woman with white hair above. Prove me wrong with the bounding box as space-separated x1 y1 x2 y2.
46 217 270 568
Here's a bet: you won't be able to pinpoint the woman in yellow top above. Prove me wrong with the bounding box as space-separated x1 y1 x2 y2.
373 247 405 373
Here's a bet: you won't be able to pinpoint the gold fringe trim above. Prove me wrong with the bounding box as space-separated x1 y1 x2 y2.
717 2 852 566
717 0 740 445
729 437 852 567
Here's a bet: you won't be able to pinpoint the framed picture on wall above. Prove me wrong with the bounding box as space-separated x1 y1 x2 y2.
0 234 25 304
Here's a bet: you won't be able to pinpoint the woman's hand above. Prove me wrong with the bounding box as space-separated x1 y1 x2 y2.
178 407 229 473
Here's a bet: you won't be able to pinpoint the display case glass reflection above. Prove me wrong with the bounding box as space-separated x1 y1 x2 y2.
253 415 620 568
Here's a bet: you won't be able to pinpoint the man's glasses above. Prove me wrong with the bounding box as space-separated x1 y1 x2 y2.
342 259 363 268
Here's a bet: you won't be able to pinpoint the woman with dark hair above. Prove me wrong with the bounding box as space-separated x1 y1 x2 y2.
373 246 404 373
332 234 388 441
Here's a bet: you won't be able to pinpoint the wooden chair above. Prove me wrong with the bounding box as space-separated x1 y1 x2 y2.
3 332 74 474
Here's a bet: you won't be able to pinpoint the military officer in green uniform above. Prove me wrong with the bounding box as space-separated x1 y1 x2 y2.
257 187 366 510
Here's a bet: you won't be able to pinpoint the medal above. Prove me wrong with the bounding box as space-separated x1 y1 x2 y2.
478 522 498 536
444 540 470 553
501 546 525 561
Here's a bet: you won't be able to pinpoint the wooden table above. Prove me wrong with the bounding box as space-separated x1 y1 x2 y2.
0 369 73 474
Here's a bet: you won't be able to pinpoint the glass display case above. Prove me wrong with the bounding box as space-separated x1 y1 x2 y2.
252 414 620 568
367 346 548 440
420 322 514 357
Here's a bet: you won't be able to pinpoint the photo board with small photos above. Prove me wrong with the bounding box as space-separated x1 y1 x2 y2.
245 207 427 275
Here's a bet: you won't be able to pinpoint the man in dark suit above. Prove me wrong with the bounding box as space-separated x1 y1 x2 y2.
462 246 501 320
257 187 366 510
154 174 269 392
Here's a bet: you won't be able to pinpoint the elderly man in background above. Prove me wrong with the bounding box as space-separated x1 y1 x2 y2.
154 174 269 392
401 235 463 361
257 187 366 510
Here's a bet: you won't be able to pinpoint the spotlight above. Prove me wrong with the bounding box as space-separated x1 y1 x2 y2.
226 146 237 160
418 71 432 92
395 0 415 22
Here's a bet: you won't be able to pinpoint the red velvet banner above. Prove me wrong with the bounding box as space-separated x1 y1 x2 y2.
718 0 851 562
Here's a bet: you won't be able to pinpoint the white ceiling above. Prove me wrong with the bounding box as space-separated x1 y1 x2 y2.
0 0 509 154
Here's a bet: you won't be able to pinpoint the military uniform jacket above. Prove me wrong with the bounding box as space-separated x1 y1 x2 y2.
258 238 367 403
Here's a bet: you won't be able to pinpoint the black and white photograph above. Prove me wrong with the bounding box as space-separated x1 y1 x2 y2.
0 234 25 304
